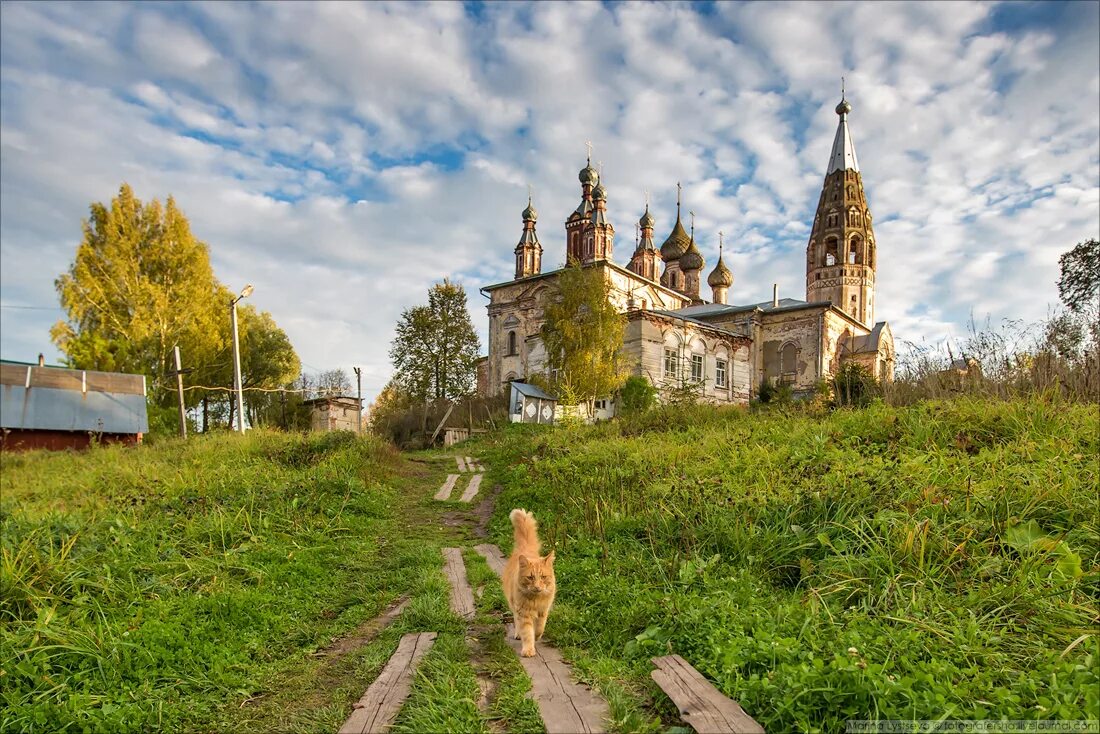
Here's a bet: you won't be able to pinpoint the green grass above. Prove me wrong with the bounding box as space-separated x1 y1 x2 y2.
479 397 1100 732
1 430 410 733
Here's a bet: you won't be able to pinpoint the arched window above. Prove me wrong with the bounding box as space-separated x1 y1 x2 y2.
781 342 798 382
824 237 838 267
507 331 517 356
849 236 863 265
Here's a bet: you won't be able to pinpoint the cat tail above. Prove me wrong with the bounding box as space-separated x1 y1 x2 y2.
510 508 541 552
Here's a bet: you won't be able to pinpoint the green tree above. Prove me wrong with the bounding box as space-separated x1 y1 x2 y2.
540 261 627 413
389 280 481 401
1057 238 1100 315
51 184 224 404
428 280 481 399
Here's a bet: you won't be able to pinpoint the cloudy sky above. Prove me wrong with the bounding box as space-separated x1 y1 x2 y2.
2 1 1097 404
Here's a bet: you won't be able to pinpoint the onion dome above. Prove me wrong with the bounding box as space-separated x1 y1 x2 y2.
707 252 732 288
522 197 537 222
836 97 852 116
679 237 704 272
579 161 599 186
660 216 690 262
639 205 655 229
591 182 607 201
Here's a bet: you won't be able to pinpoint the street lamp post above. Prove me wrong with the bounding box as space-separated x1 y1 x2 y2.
230 284 254 433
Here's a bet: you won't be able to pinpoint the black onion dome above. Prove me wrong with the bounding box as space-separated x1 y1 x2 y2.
707 255 733 287
579 163 599 186
522 199 537 221
660 217 690 262
679 238 704 271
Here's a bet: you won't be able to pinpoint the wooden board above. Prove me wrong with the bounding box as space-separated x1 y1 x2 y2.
338 632 437 734
442 547 476 619
505 623 609 734
434 474 459 501
460 474 483 503
474 544 506 576
456 456 467 472
650 655 764 734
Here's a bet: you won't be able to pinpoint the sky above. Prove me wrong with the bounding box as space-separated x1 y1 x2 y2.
1 1 1098 406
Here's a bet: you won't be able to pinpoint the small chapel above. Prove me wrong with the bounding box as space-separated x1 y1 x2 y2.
479 95 895 408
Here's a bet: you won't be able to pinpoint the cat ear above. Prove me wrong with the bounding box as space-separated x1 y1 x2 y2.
518 555 531 569
544 550 555 565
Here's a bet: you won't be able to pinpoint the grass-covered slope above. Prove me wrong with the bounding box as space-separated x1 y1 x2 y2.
1 431 405 733
483 399 1100 731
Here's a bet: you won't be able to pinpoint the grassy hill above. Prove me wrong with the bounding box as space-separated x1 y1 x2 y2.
481 398 1099 731
1 431 418 732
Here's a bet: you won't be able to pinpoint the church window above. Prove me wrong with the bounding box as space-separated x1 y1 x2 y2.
716 360 727 387
824 237 838 267
691 354 704 382
507 331 517 356
780 343 798 382
848 236 863 265
664 349 679 379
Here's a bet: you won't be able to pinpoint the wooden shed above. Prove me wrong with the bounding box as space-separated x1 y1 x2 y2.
508 382 557 424
0 359 149 451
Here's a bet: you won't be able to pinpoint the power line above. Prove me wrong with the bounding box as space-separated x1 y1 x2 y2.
0 304 63 310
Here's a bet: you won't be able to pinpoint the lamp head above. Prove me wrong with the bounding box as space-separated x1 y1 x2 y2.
240 284 254 299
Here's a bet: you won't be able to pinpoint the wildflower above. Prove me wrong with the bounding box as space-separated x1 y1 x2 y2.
847 647 859 656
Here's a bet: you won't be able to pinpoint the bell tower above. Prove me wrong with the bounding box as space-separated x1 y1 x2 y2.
806 91 877 327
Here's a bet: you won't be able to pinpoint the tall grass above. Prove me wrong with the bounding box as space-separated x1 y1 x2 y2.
1 430 400 733
482 398 1099 730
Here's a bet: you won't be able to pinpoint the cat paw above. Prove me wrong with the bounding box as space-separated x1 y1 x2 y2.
520 645 536 657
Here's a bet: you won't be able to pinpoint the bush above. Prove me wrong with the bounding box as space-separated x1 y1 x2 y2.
832 363 879 408
618 375 657 415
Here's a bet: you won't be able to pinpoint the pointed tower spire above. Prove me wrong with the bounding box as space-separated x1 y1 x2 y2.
807 91 878 326
708 231 733 305
659 182 690 293
628 198 660 282
678 209 705 304
515 193 542 279
827 82 860 174
568 147 600 263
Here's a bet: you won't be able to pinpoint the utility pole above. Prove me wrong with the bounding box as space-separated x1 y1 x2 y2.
353 366 363 434
230 284 254 433
171 345 191 439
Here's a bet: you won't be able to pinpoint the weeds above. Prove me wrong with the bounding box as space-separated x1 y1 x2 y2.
481 397 1100 730
0 430 402 733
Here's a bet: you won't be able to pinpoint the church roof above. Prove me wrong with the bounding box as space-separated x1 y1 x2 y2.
849 321 890 354
660 215 691 261
826 96 860 174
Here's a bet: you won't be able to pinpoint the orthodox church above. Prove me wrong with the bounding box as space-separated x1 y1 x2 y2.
480 95 895 407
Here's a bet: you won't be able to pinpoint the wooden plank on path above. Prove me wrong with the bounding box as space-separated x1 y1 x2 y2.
338 632 437 734
650 655 764 734
456 456 467 472
505 623 609 734
474 544 506 576
465 456 475 472
442 547 476 619
434 474 459 501
460 474 483 502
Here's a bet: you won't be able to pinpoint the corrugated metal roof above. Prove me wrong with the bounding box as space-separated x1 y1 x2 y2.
1 384 148 434
511 382 556 400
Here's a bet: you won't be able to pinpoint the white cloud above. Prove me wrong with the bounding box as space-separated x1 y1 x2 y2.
1 1 1097 405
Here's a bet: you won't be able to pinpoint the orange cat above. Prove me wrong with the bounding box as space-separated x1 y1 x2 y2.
503 508 556 657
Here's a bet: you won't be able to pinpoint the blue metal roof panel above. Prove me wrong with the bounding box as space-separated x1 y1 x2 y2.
510 382 557 401
0 385 148 434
